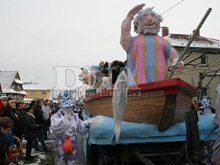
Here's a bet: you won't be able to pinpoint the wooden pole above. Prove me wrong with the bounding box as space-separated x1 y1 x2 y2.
168 8 212 79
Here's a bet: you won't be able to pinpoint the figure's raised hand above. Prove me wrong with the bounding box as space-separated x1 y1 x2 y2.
127 4 145 19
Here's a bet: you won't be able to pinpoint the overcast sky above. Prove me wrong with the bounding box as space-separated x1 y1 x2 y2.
0 0 219 89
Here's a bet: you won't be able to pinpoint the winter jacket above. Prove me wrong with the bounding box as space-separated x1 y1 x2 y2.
23 113 40 140
4 130 13 146
41 104 50 121
33 105 45 125
0 132 10 165
4 105 23 139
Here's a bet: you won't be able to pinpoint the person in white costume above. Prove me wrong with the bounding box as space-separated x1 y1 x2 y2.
51 90 91 165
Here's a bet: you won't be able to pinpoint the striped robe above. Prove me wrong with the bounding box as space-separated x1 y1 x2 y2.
127 34 171 85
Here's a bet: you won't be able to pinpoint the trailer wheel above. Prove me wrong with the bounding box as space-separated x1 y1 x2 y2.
86 144 97 165
97 146 117 165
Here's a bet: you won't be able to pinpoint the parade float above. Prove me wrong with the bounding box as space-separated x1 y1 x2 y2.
83 77 197 131
80 5 217 165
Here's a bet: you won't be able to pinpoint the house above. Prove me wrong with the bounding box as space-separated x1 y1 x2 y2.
0 71 27 100
162 27 220 107
23 82 51 100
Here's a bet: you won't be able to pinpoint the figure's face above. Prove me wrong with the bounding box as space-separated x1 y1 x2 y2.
63 107 72 112
140 12 159 35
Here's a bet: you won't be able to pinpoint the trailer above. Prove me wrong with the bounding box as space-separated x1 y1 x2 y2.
83 113 217 165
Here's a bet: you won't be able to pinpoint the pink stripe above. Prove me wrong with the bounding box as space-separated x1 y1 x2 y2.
133 35 147 84
156 36 166 81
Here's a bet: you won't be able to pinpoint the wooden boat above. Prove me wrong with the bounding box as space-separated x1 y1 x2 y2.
83 78 197 131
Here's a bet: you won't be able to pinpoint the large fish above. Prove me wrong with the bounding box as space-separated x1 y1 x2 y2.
112 71 128 143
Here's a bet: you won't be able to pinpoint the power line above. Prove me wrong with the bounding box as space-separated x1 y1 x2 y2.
161 0 185 15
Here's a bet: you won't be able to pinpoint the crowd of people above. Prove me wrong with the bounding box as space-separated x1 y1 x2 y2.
0 96 84 164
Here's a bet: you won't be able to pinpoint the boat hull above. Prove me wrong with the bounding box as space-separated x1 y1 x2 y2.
83 78 197 131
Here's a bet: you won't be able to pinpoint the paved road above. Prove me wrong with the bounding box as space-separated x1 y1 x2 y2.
75 134 86 165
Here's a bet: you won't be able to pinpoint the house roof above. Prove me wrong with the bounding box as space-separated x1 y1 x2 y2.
164 34 220 53
14 79 24 85
23 83 50 91
4 89 27 95
0 71 25 94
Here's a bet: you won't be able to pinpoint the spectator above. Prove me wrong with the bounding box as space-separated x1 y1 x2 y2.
4 98 23 141
0 99 5 117
23 106 41 161
16 102 26 117
41 99 51 140
0 117 13 165
41 99 50 122
30 100 36 107
15 102 25 139
1 96 8 107
33 99 51 152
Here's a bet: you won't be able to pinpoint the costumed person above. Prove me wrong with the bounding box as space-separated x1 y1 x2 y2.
120 4 184 85
198 97 214 115
51 90 91 165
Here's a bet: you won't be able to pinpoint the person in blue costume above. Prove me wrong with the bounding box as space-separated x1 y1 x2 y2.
51 90 91 165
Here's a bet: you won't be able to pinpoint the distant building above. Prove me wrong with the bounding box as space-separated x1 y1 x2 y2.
0 71 27 100
162 27 220 106
23 82 50 100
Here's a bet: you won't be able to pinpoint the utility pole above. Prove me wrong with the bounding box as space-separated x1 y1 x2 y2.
198 73 205 101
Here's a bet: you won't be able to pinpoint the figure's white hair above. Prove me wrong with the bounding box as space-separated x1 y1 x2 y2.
134 7 163 33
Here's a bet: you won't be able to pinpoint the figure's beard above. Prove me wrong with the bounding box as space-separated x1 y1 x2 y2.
63 107 72 112
142 27 158 35
138 22 160 35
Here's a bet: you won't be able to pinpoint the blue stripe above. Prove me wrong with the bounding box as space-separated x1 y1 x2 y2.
144 35 156 82
127 37 136 83
164 39 171 59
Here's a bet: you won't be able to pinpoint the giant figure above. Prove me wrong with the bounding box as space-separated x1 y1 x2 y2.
120 4 184 85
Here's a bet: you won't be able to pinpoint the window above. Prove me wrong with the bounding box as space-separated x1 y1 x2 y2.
30 91 35 95
12 84 20 90
42 91 46 95
200 56 208 66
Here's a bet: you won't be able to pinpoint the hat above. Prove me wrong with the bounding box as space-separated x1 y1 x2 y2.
25 106 33 112
59 90 75 108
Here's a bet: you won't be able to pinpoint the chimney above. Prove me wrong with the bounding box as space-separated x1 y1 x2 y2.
193 30 200 36
162 27 169 37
